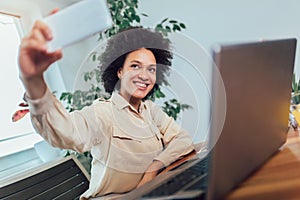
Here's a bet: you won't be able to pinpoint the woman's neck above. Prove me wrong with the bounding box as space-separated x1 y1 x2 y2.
119 92 141 111
129 98 141 111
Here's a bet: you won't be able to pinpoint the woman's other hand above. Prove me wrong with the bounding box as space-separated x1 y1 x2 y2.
136 160 164 188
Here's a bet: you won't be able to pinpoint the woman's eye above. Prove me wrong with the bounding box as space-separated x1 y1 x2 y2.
131 64 140 69
149 68 156 73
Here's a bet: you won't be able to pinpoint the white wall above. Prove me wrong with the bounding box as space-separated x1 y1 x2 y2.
138 0 300 142
2 0 300 142
139 0 300 74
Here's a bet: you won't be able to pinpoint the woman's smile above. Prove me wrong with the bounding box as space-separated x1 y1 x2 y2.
133 80 150 90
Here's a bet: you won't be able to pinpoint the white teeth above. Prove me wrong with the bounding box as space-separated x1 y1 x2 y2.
135 82 147 88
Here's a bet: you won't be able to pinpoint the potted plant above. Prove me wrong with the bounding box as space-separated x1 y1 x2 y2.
290 73 300 129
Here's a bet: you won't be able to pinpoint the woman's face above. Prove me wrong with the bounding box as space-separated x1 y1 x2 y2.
118 48 157 102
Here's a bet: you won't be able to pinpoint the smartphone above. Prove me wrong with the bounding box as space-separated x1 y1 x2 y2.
43 0 112 51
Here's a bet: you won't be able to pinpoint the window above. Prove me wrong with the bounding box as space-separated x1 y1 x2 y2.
0 13 42 158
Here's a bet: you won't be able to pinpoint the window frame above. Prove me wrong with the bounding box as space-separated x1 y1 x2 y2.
0 12 43 162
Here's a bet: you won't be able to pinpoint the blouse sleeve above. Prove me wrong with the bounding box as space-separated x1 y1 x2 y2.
27 88 104 153
148 101 195 166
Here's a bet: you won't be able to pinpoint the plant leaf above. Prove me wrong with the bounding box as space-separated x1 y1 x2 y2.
179 23 186 29
12 109 29 122
161 17 168 24
173 24 181 31
18 102 28 107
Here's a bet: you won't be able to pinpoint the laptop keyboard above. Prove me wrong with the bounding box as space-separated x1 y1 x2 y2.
142 156 209 198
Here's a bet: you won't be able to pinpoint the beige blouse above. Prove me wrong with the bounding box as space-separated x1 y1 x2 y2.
27 88 195 199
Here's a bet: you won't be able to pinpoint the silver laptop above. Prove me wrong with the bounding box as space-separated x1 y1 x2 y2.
120 38 297 200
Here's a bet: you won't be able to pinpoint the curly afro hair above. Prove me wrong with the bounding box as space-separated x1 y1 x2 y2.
99 27 173 100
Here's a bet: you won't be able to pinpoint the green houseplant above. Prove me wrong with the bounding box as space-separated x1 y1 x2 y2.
292 73 300 105
290 73 300 129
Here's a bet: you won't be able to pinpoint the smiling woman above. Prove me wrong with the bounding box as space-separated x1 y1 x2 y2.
18 22 195 198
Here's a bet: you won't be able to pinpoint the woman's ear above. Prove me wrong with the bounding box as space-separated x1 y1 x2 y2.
117 68 122 79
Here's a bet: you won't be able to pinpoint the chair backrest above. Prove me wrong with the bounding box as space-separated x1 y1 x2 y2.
0 155 90 200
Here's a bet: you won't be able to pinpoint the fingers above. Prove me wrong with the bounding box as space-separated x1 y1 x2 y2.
31 20 53 41
48 49 63 64
20 20 52 53
18 17 62 82
49 8 59 15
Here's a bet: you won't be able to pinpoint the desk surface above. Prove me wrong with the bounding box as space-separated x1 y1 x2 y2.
226 129 300 200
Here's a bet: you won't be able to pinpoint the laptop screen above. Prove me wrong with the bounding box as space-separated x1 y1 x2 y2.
207 38 297 200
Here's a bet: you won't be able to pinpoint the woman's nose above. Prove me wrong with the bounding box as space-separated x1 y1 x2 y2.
138 68 149 80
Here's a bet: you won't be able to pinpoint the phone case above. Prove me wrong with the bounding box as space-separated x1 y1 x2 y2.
43 0 112 51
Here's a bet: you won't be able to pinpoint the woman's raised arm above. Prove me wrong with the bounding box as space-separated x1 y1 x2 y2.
18 19 62 99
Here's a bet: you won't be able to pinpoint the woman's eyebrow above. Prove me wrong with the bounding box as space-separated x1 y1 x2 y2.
130 60 157 67
130 60 142 64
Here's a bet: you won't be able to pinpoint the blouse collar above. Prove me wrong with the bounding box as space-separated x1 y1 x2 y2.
111 92 148 113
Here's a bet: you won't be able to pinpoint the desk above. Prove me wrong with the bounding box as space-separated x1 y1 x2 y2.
226 129 300 200
96 130 300 200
